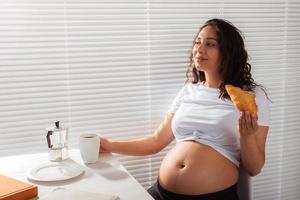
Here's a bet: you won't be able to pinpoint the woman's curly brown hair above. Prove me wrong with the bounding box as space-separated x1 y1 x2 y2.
186 18 266 99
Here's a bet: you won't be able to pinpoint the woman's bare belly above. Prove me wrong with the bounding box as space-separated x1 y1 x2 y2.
159 140 239 195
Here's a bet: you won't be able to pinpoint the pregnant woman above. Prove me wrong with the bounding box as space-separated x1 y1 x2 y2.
99 18 270 200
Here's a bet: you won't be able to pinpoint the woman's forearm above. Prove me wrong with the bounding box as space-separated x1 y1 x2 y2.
111 135 161 156
240 134 265 176
108 113 174 156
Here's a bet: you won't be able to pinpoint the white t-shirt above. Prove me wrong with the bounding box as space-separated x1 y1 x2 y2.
169 82 270 167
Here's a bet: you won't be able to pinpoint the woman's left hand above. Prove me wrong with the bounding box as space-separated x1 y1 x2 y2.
238 111 259 136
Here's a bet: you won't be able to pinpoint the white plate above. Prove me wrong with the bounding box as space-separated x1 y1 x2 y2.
27 159 85 182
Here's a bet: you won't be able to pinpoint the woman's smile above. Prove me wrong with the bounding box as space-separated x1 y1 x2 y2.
194 56 208 63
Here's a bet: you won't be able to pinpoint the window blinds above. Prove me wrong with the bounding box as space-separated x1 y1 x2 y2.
0 0 153 188
281 1 300 199
0 0 299 199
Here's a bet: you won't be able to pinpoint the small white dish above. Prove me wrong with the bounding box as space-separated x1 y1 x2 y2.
27 159 85 182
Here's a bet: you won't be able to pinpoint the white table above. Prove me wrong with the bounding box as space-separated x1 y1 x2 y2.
0 149 154 200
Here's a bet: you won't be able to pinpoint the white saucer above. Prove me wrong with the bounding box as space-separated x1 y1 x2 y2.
27 159 85 182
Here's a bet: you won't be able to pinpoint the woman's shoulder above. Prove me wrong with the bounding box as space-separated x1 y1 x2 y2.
252 85 270 106
180 82 206 92
253 85 270 125
178 82 199 91
253 85 268 98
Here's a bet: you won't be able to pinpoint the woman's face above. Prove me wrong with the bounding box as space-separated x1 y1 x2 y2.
192 25 221 74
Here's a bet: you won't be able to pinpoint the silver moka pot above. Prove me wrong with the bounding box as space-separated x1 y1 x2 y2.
46 121 69 161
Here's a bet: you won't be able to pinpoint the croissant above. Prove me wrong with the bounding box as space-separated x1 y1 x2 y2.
225 84 257 116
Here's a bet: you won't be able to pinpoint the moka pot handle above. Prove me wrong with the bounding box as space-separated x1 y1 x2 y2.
46 130 53 148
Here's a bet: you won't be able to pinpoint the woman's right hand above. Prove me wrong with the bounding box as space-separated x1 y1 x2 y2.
99 137 113 153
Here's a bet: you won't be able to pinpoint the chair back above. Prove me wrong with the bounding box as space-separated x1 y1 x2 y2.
237 166 251 200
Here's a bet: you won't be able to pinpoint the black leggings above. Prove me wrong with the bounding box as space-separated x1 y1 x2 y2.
147 179 239 200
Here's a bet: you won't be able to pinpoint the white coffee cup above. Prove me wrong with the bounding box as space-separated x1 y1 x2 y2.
79 133 100 164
